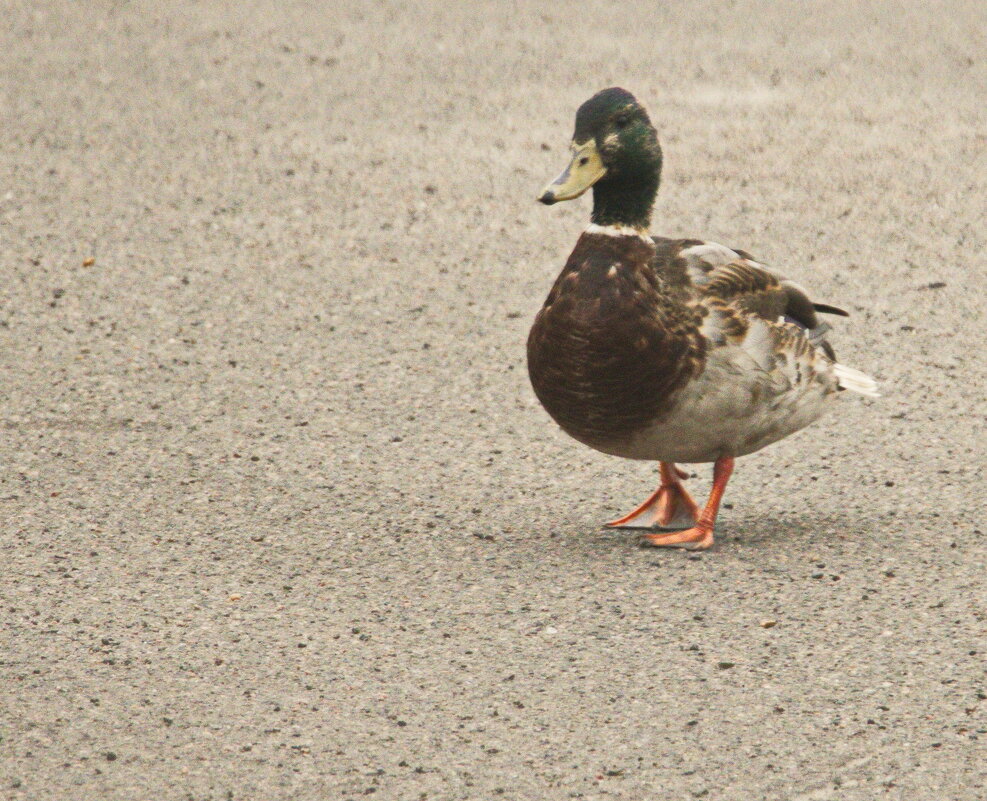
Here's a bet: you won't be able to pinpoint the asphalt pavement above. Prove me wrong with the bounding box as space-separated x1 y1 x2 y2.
1 2 985 799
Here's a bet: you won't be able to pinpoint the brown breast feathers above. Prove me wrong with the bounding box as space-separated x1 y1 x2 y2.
527 231 706 452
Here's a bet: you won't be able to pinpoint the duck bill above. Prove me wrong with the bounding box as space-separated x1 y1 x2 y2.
538 140 606 205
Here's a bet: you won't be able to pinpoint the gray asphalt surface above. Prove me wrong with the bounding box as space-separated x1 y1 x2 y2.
2 2 985 799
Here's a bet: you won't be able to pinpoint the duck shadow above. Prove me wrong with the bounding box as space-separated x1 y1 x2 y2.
582 511 876 554
717 512 868 550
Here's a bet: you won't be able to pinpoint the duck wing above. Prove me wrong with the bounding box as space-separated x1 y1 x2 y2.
651 238 843 359
651 238 877 397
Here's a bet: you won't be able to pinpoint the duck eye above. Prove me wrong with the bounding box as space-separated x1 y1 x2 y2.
578 156 589 166
615 114 629 129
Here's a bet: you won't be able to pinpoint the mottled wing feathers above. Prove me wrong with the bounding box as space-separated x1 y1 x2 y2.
704 262 789 325
651 239 842 360
648 238 881 402
684 240 876 396
703 260 780 301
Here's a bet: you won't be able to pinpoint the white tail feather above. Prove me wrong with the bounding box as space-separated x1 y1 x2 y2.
833 363 880 398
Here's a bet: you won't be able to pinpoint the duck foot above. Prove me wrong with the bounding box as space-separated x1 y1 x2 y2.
640 525 714 550
604 462 699 529
638 456 735 550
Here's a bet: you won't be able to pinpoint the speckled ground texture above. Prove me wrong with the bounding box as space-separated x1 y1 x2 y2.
2 1 985 799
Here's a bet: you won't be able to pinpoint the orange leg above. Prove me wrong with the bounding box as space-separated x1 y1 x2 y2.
605 462 700 529
640 456 735 550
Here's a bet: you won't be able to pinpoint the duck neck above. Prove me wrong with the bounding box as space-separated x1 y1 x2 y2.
590 173 658 231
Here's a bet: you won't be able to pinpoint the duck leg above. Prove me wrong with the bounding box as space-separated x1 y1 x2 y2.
605 462 700 529
640 456 734 550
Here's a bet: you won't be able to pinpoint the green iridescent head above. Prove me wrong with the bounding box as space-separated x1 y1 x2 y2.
539 88 662 230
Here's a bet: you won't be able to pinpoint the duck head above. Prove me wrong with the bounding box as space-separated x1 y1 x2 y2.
538 87 662 230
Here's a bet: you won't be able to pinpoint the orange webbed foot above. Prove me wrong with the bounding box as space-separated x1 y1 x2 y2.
604 462 699 529
637 456 734 550
639 524 714 550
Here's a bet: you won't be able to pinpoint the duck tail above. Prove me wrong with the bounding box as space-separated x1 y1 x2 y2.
833 363 880 398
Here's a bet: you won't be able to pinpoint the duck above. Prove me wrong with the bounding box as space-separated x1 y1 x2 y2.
527 87 878 550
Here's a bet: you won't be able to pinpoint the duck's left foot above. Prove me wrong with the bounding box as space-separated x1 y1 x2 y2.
640 525 714 550
604 462 699 529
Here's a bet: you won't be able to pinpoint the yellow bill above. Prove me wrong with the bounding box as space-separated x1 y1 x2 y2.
538 139 606 205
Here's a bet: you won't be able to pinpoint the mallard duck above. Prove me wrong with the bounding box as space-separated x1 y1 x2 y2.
527 87 878 549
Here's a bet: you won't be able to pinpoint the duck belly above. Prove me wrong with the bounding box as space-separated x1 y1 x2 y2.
609 348 836 463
